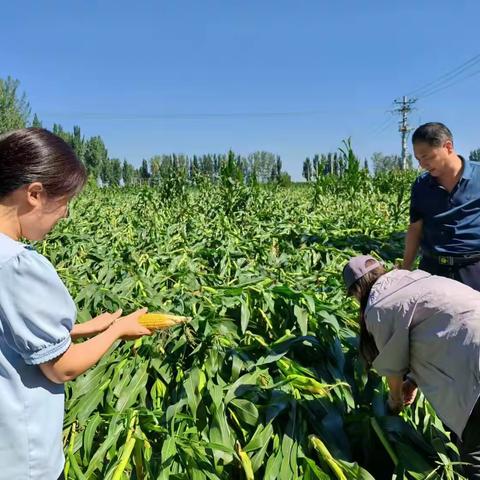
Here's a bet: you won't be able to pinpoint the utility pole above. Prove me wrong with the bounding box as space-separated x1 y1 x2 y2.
393 96 417 169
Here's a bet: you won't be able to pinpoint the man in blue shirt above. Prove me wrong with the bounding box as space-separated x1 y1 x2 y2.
402 122 480 291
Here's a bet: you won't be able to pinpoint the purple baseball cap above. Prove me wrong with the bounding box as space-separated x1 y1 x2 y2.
342 255 383 289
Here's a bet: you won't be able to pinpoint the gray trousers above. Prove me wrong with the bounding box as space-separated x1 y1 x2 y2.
460 398 480 478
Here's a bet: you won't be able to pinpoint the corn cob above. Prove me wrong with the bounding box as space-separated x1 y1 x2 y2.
309 435 347 480
235 441 255 480
138 312 191 330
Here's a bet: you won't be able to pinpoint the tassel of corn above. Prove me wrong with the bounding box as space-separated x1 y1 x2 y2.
138 312 191 330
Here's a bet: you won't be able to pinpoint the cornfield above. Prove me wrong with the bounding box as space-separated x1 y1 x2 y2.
42 170 464 479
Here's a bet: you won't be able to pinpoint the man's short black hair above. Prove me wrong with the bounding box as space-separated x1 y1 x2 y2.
412 122 453 147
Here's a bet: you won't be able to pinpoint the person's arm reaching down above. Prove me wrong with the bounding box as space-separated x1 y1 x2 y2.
402 220 423 270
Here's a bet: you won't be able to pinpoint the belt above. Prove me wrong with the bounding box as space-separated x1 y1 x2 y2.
422 250 480 266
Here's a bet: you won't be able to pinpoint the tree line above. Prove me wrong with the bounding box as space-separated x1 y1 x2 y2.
1 76 292 187
301 151 416 181
2 76 480 186
301 146 480 182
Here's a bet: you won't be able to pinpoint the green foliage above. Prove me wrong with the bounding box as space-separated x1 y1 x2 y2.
85 136 108 180
122 160 137 186
34 169 464 479
248 151 279 183
277 171 292 187
139 159 150 182
31 113 42 128
303 157 313 181
470 148 480 163
372 152 414 174
149 154 189 202
109 159 123 187
0 76 31 134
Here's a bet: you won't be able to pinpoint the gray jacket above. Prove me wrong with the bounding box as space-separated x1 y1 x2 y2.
366 269 480 438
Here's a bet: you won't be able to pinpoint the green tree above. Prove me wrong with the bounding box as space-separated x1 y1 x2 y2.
312 155 320 179
139 159 150 182
371 152 400 174
303 157 312 182
248 151 277 183
149 155 161 183
99 158 112 185
200 155 215 179
84 136 108 179
70 126 85 164
0 77 30 134
277 171 292 187
470 149 480 162
110 158 122 186
371 151 413 173
31 113 42 128
190 155 201 181
52 123 68 141
269 155 283 182
122 160 135 186
276 156 282 179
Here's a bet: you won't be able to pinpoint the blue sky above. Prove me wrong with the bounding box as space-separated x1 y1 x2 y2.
1 1 479 179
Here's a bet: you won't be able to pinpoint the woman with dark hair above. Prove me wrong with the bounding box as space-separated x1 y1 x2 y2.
343 254 480 478
0 128 152 480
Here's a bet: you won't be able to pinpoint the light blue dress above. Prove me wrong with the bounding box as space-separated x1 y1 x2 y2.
0 233 75 479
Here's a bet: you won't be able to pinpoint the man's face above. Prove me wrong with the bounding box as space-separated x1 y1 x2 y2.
413 140 452 177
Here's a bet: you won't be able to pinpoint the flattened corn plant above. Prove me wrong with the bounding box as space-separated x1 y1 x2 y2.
39 172 465 479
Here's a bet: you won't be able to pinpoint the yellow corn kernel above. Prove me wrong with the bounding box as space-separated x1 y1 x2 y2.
138 313 191 330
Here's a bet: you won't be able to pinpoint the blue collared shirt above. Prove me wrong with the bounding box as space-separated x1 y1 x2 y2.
410 157 480 255
0 233 75 479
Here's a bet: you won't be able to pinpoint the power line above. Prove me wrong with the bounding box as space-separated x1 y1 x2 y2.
418 68 480 100
375 53 480 156
39 106 388 121
38 109 331 120
370 114 395 135
406 53 480 98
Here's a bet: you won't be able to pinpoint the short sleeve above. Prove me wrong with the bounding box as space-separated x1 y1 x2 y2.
0 249 75 365
409 181 423 224
366 303 414 377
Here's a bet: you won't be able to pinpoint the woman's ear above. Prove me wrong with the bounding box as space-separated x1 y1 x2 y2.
25 182 45 207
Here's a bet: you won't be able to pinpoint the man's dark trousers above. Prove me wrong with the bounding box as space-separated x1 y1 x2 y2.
419 258 480 291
